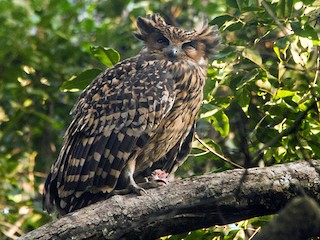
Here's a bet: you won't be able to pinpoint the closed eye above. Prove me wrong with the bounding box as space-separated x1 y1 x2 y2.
156 35 169 45
182 41 197 49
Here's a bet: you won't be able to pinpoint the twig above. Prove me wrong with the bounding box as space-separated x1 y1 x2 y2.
260 0 292 36
194 132 244 169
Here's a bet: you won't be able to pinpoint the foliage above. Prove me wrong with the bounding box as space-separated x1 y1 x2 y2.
0 0 319 239
179 0 320 180
162 218 273 240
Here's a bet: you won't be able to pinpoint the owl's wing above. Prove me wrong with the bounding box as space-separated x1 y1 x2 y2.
148 122 194 175
162 123 195 173
43 58 176 214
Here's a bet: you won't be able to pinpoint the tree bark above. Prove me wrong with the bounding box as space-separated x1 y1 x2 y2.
19 160 320 240
254 196 320 240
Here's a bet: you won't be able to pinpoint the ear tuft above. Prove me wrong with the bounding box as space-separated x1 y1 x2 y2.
134 14 167 42
195 19 221 55
134 17 150 41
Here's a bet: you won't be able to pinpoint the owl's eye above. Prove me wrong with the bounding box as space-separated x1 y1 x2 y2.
156 36 169 45
182 41 197 49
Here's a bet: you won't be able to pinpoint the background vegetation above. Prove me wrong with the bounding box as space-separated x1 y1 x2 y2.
0 0 319 239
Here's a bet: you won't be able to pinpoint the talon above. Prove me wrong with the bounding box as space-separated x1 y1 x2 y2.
154 178 169 186
129 183 148 196
140 188 148 196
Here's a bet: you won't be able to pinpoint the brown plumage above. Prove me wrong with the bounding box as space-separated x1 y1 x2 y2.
43 14 220 215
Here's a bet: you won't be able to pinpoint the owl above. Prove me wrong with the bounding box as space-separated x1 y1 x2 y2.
43 14 220 215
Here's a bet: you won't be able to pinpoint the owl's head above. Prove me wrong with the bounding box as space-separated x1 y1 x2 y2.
134 14 220 66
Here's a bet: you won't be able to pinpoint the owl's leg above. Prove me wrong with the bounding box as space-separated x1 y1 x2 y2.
128 173 148 195
110 179 162 196
118 157 148 196
111 172 148 196
112 169 170 196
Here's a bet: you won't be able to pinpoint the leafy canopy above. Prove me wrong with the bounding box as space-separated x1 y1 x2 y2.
0 0 319 239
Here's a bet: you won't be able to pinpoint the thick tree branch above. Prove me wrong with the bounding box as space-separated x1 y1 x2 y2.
20 160 320 240
255 196 320 240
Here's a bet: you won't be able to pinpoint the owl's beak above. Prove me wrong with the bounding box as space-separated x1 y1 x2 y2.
164 45 182 60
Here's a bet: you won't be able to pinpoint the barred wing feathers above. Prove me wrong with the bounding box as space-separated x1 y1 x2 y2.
43 56 176 214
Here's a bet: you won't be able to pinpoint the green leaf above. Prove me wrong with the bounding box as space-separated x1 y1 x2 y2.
236 69 260 90
60 68 102 92
273 44 282 61
90 46 120 67
200 109 230 137
291 21 318 40
226 0 242 9
277 0 294 18
308 141 320 156
291 21 302 33
210 15 233 27
303 25 319 41
203 78 217 101
257 126 280 144
200 106 219 118
212 46 237 60
274 89 296 99
237 88 250 107
223 20 244 31
242 48 262 67
301 0 316 4
212 110 230 137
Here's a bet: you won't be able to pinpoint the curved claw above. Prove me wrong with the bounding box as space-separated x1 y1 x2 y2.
111 169 171 197
129 184 148 196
